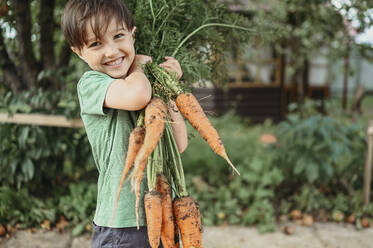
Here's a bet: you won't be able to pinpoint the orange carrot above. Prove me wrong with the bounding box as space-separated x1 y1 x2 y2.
144 190 163 248
131 98 168 229
156 174 176 248
111 126 145 223
173 196 202 248
175 93 240 175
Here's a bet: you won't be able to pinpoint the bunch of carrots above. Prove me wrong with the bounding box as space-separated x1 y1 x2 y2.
110 1 257 246
110 62 240 248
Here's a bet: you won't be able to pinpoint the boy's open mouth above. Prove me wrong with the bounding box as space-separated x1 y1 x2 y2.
105 57 124 66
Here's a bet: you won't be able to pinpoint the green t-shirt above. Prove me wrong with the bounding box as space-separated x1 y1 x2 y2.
77 70 147 228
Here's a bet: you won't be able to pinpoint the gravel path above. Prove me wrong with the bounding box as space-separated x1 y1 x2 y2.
1 222 373 248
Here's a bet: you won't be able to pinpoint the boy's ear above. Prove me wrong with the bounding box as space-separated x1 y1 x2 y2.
71 46 84 60
131 26 136 39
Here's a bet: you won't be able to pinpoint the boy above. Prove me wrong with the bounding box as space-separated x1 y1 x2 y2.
61 0 188 247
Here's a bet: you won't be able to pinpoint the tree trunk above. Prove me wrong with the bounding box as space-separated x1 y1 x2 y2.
58 42 72 69
13 0 40 89
39 0 60 90
40 0 55 70
276 43 287 119
342 43 350 111
302 59 310 99
363 121 373 206
0 26 24 93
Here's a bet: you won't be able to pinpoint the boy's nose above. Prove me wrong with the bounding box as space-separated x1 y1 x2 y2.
104 44 119 58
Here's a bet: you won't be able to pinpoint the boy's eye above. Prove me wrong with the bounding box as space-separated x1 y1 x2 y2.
114 33 124 39
89 41 101 48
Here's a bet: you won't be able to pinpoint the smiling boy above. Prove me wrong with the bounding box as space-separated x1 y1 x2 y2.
61 0 187 247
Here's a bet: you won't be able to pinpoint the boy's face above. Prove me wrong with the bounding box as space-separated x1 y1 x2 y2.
72 19 136 79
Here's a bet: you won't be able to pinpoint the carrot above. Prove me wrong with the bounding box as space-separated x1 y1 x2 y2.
156 174 176 248
131 98 168 229
144 190 163 248
111 126 145 223
175 93 240 175
173 196 202 248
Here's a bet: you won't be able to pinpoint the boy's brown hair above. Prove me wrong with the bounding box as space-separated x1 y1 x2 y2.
61 0 134 50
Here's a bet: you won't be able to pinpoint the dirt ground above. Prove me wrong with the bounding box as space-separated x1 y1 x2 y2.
1 222 373 248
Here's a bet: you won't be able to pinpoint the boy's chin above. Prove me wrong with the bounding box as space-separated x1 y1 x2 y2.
108 70 129 79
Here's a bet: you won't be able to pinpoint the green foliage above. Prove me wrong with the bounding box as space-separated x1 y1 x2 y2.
1 88 81 118
0 183 97 236
276 113 366 184
0 82 92 234
282 185 333 214
274 100 369 223
0 90 93 190
245 0 373 80
0 186 57 227
182 112 283 231
59 183 97 236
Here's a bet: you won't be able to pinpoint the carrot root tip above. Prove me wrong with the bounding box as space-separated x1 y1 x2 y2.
225 155 240 175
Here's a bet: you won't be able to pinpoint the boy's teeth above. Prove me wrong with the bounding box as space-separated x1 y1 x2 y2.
107 58 122 65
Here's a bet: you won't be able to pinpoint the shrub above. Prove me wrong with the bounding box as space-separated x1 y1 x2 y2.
0 186 57 227
0 90 94 193
276 113 366 186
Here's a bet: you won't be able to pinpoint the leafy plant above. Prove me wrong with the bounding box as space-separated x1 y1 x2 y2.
276 113 366 185
287 185 333 214
0 182 97 235
59 182 97 236
0 186 57 227
0 89 96 194
274 103 369 225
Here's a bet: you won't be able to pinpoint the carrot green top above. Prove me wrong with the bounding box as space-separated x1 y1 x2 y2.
77 71 147 228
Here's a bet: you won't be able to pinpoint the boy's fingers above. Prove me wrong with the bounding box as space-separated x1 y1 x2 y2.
159 64 172 70
160 61 175 68
160 63 182 79
160 63 178 70
161 60 179 68
137 56 152 65
160 64 177 74
167 59 181 68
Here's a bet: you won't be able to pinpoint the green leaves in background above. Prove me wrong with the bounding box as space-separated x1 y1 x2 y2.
276 114 366 184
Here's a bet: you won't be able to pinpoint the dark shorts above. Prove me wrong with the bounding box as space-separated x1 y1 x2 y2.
91 222 164 248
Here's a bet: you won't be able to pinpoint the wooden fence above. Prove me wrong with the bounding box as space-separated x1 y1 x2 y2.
0 113 84 128
193 86 285 123
193 85 330 123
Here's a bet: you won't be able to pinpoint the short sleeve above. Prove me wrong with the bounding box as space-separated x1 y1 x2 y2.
77 71 115 116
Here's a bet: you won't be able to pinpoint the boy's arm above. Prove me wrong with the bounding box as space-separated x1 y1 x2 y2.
168 100 188 153
104 55 152 111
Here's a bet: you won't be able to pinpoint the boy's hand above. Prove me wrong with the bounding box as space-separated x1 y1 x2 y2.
129 54 152 74
159 56 183 80
136 54 152 65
